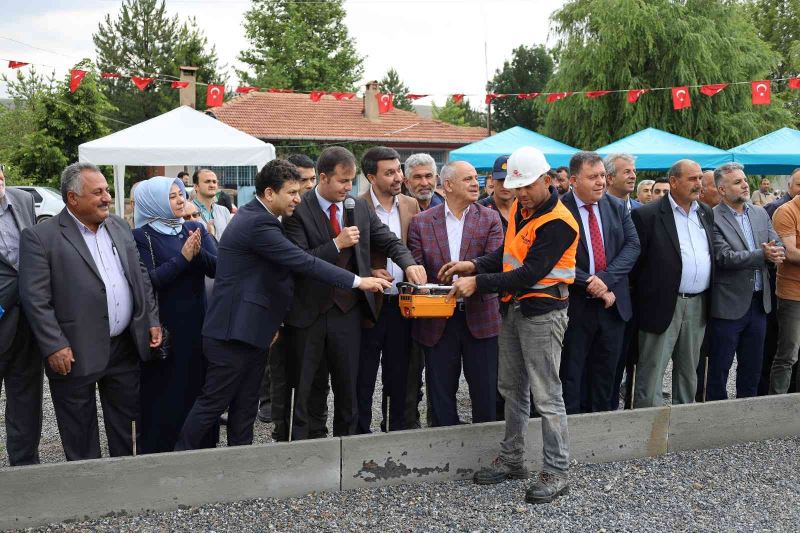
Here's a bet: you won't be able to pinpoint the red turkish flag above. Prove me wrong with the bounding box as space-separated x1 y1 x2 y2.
101 72 120 79
517 92 539 100
671 86 691 110
69 70 86 93
751 81 771 105
585 90 611 99
406 94 428 100
236 86 258 94
789 78 800 90
8 61 28 69
206 84 224 107
310 91 325 102
546 92 572 103
485 93 498 104
376 93 394 114
700 83 728 97
627 89 649 103
451 94 464 104
332 92 355 100
131 76 154 91
170 81 189 89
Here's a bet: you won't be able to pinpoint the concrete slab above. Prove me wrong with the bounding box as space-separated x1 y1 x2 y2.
668 393 800 453
568 406 670 463
0 439 340 530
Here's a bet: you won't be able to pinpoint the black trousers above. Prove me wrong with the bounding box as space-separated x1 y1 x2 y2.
759 303 799 395
404 341 426 429
356 299 411 433
49 331 139 461
176 336 266 450
424 309 498 427
284 306 361 440
0 316 43 466
561 299 626 414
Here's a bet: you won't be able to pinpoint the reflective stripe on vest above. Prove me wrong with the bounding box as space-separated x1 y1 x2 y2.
501 198 579 302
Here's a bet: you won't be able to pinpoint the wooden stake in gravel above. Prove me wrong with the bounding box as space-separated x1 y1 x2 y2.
630 364 637 409
702 356 709 403
132 421 137 457
288 388 295 443
386 396 390 433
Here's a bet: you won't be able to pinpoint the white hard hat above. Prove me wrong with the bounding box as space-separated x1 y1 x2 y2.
503 146 551 189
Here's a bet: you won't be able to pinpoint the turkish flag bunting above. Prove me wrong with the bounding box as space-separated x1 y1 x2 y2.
517 92 539 100
332 92 355 100
627 89 649 103
585 90 611 99
376 93 394 114
69 70 87 93
101 72 121 79
789 78 800 90
8 61 28 69
751 81 771 105
206 84 224 107
310 91 326 102
700 83 728 97
546 92 572 103
236 86 259 94
671 86 691 110
406 94 428 100
131 76 154 91
451 94 465 104
485 93 498 104
170 81 189 89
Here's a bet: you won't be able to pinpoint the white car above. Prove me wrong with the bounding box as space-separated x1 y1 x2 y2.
10 186 65 223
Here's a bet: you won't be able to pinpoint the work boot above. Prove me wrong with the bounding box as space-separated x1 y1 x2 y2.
473 456 529 485
525 471 569 504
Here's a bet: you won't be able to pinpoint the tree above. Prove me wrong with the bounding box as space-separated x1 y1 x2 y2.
542 0 795 149
238 0 364 91
487 45 554 131
379 68 413 111
432 97 485 128
94 0 225 127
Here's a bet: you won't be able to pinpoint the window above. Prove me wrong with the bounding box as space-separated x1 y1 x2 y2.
19 187 43 203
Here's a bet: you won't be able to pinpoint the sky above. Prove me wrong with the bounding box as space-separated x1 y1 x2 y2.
0 0 566 104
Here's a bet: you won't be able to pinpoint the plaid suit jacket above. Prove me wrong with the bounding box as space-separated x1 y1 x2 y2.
407 202 504 347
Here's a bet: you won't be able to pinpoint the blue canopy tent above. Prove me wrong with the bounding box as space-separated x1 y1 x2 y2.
447 126 579 169
595 127 732 170
729 127 800 175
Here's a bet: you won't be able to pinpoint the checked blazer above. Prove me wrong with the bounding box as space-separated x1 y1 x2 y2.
407 202 504 347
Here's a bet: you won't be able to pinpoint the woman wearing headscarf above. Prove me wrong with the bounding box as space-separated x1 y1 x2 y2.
133 176 218 453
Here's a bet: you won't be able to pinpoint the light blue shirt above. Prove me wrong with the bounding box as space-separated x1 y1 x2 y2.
724 203 763 291
574 192 605 275
314 188 344 230
67 209 133 336
668 194 711 294
0 194 21 269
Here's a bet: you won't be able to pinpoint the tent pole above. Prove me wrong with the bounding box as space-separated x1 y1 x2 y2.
113 165 126 220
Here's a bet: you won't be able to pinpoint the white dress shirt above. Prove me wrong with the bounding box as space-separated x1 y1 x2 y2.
574 193 606 275
445 201 469 301
668 194 711 294
370 187 404 294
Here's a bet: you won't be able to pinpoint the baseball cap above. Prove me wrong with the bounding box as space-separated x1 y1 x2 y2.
492 155 509 180
503 146 551 189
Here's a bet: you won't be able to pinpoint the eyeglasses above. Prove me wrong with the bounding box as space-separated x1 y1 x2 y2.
183 213 202 220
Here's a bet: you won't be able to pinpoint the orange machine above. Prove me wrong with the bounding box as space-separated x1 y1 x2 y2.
398 282 456 319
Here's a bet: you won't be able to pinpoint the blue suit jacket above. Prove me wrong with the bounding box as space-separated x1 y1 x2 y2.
631 198 642 210
202 199 355 349
561 192 641 321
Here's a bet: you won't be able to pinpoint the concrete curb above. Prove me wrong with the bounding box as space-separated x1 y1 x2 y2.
1 394 797 530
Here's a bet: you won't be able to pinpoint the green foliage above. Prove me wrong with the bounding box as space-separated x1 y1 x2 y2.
10 130 68 187
379 69 413 111
543 0 795 149
238 0 364 91
93 0 225 128
487 45 554 131
432 97 486 128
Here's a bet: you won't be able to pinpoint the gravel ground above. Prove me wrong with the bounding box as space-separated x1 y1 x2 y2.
13 435 800 532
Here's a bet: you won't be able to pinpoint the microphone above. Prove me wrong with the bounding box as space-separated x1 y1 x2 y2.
344 197 356 227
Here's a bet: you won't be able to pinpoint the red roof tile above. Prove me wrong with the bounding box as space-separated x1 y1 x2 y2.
209 92 487 145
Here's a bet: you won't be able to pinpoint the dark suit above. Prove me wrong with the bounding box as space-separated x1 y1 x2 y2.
0 188 42 465
280 189 415 440
20 209 159 461
631 195 715 407
560 192 640 413
176 199 355 450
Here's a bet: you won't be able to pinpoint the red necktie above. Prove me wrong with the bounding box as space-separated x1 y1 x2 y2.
329 204 341 236
583 204 606 272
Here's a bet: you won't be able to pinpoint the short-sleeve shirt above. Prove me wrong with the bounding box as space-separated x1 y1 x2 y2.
772 198 800 301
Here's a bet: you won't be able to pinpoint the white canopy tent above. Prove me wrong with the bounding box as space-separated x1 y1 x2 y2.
79 106 275 216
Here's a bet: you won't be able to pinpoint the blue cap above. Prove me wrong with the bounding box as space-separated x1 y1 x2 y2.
492 155 509 180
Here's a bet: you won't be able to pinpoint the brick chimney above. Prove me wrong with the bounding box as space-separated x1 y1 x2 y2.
179 66 198 108
363 80 380 121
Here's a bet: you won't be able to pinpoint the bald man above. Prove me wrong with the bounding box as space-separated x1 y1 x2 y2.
699 170 721 208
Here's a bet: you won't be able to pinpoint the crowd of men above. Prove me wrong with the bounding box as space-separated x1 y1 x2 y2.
0 145 798 506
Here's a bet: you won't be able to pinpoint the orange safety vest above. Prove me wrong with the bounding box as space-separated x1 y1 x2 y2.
501 198 579 303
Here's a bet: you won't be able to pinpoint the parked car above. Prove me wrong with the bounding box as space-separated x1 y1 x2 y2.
10 186 65 223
